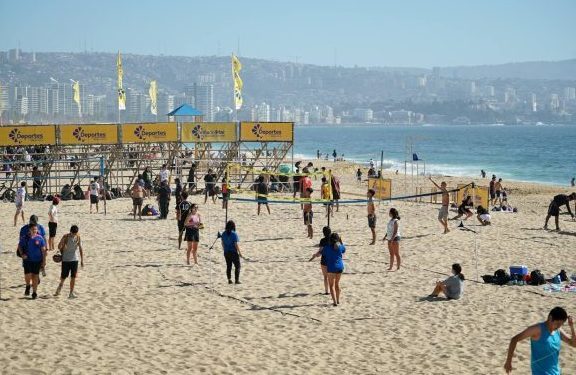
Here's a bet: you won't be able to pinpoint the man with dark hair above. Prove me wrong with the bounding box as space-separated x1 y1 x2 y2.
367 189 377 245
177 191 192 249
256 175 270 215
157 180 171 219
544 193 576 231
54 225 84 299
18 223 47 299
505 307 575 374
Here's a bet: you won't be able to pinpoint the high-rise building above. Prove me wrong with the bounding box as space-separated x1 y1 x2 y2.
193 84 214 121
564 87 576 101
16 95 29 116
550 94 560 111
256 102 270 122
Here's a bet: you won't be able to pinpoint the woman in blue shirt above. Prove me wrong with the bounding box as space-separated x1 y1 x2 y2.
19 223 47 299
312 232 345 306
221 220 244 284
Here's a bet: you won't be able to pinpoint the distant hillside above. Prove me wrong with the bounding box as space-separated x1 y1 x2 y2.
439 59 576 80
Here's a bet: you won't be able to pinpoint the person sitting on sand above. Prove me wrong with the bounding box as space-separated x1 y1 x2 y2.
451 196 473 221
428 263 465 300
476 205 491 225
504 306 575 374
429 177 450 234
544 192 576 231
309 226 331 295
367 189 377 245
312 232 346 306
383 208 401 270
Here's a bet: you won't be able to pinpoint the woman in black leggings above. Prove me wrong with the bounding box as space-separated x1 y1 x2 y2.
221 220 244 284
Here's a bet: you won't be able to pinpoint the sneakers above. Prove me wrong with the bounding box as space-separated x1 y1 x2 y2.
228 279 233 284
54 285 62 297
235 281 241 285
68 292 77 299
24 285 31 296
32 292 37 299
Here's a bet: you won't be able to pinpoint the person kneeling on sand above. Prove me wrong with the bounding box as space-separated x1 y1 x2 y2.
428 263 464 300
476 205 491 226
504 306 575 374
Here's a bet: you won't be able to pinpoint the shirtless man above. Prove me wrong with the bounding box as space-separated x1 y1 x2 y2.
367 189 377 244
131 182 144 220
430 177 450 234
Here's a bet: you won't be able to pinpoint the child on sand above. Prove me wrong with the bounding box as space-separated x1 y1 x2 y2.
383 208 401 271
47 197 60 251
429 177 450 234
303 187 314 239
367 189 377 245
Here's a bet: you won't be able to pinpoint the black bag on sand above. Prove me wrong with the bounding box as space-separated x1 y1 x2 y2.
482 275 496 284
494 269 510 286
530 270 546 286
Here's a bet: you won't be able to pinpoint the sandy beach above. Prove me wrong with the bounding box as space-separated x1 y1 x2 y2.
1 161 575 374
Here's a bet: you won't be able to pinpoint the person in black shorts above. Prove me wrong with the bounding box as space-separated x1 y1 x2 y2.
256 176 270 215
177 191 192 249
302 187 314 239
451 196 473 221
544 193 576 231
309 226 331 295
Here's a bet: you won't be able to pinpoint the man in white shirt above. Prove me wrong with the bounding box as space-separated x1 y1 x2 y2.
14 181 26 226
89 178 100 213
159 164 169 184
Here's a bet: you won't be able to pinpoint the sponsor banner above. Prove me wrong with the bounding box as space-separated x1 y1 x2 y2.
0 125 56 146
240 122 293 142
121 122 178 143
181 122 237 143
456 184 489 208
368 178 392 200
59 124 118 145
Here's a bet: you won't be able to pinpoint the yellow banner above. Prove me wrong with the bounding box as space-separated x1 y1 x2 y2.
240 122 293 142
181 122 237 143
456 184 489 208
0 125 56 146
368 178 392 200
59 124 118 145
121 122 178 143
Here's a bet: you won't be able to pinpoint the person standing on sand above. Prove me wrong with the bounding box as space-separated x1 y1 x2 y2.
312 232 345 306
221 220 244 284
13 181 26 226
544 193 576 231
309 226 331 295
332 149 337 162
571 177 575 187
177 191 192 249
302 187 314 239
383 208 401 271
19 223 47 299
321 177 333 218
504 307 575 374
159 164 169 184
184 204 201 265
204 169 217 204
356 168 363 183
131 182 144 220
143 166 153 197
47 197 60 251
367 189 377 245
187 163 197 191
256 175 271 215
495 178 504 206
89 178 100 214
489 175 497 206
157 180 171 219
54 225 84 299
429 177 450 234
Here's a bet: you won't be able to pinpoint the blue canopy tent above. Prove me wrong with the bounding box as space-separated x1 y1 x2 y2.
166 104 203 121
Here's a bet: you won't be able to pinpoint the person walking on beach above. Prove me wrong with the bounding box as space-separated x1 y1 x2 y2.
54 225 84 299
303 187 314 239
256 175 271 215
221 175 230 210
428 263 465 299
429 177 450 234
356 168 363 183
309 226 331 294
367 189 377 245
18 215 48 281
544 193 576 231
316 149 321 159
504 307 575 374
131 182 144 220
157 180 171 219
383 208 401 271
13 181 26 226
330 173 341 213
204 169 217 204
489 175 497 206
311 232 345 306
571 177 575 187
47 197 60 251
177 191 192 249
18 223 47 299
221 220 244 284
184 204 202 265
89 178 100 214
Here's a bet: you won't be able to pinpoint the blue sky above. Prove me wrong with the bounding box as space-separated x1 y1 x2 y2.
1 0 574 67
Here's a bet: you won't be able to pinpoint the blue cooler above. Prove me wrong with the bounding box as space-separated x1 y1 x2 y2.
510 265 528 277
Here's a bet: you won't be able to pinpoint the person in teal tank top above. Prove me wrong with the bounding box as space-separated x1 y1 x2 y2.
504 307 576 374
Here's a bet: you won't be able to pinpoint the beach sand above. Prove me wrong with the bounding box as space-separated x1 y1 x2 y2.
1 161 575 374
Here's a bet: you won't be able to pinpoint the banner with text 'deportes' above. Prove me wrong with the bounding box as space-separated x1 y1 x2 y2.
0 125 56 146
240 122 293 142
121 122 178 143
181 122 237 143
59 124 119 145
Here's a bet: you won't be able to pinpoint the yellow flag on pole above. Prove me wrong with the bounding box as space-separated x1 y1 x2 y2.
72 80 82 117
117 51 126 111
149 80 158 115
232 54 243 110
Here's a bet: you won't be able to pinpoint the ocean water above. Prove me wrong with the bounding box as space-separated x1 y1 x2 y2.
292 124 576 186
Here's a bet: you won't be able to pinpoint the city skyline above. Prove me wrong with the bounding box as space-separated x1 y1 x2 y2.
1 0 575 68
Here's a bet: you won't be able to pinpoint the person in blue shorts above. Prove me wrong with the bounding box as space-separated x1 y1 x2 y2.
504 306 575 374
221 220 244 284
18 223 47 299
312 232 345 306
